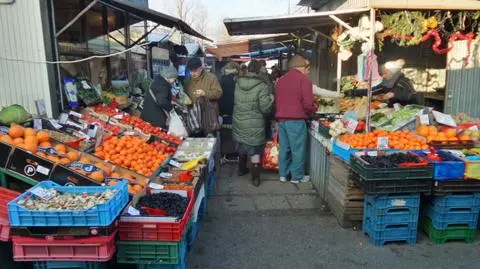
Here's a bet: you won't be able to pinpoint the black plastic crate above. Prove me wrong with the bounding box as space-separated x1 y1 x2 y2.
10 222 117 238
318 124 331 139
351 152 434 181
7 148 55 182
0 142 13 168
353 172 432 195
433 180 480 195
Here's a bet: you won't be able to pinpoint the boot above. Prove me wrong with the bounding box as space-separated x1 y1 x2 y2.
251 165 261 187
238 154 249 176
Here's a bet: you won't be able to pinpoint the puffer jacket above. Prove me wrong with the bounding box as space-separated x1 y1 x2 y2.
233 73 274 146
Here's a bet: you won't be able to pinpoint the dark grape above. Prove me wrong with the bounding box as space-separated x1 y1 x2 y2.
360 153 421 168
136 192 189 218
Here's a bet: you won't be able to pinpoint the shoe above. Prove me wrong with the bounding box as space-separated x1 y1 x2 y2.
279 177 287 183
238 154 249 176
300 176 311 183
251 166 261 187
290 180 300 184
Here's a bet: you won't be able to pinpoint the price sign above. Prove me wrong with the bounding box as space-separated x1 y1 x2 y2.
127 206 141 216
148 183 165 190
432 111 457 127
31 187 56 201
419 114 430 125
37 147 64 157
113 114 124 120
346 119 358 134
33 119 43 130
69 110 83 118
169 159 182 168
159 172 173 179
49 119 63 129
377 137 389 149
468 126 478 131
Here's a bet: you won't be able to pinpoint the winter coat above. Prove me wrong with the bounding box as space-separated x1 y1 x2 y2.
275 69 315 120
233 73 274 146
140 76 172 129
185 71 223 102
219 73 236 116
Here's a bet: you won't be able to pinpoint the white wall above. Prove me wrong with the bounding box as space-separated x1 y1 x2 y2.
0 1 53 116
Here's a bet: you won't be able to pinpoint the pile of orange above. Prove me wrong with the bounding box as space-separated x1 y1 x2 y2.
94 135 169 177
339 129 428 150
416 125 471 142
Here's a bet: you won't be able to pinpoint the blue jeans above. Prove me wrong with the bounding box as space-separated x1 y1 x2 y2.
278 120 307 181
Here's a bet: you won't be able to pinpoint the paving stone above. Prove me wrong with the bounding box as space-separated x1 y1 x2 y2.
253 195 291 210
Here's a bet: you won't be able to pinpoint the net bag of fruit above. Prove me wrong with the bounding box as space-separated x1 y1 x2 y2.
263 134 279 171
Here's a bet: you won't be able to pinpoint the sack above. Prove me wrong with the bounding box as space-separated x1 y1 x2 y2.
168 110 188 137
199 98 221 134
262 133 279 171
186 101 202 135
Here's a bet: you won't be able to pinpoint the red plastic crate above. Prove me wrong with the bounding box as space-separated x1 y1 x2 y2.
118 191 194 241
0 187 20 241
12 232 117 262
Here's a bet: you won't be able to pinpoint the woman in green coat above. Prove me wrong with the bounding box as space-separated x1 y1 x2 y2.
233 61 274 186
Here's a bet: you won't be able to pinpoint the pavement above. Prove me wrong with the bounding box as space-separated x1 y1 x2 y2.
189 164 480 269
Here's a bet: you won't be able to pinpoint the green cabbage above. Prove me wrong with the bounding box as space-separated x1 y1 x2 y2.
0 104 31 125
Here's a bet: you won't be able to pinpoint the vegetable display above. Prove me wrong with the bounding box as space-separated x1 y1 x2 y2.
329 120 347 137
0 105 31 125
378 106 421 131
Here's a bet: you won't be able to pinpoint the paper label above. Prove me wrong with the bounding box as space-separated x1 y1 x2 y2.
113 114 124 120
127 206 141 216
69 110 83 118
346 119 358 134
31 187 55 201
391 199 407 207
0 126 8 134
148 183 165 190
432 111 457 127
377 137 389 149
336 140 351 150
419 114 430 125
169 160 182 168
36 165 50 176
159 172 173 179
33 119 43 130
80 80 92 90
49 119 63 129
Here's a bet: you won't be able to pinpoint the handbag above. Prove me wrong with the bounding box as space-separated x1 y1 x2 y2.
262 132 279 171
186 101 202 135
198 97 221 134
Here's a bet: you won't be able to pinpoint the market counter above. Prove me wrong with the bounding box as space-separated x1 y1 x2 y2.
308 129 332 200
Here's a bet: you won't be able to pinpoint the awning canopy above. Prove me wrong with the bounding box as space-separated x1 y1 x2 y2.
206 41 250 59
99 0 212 41
224 8 370 36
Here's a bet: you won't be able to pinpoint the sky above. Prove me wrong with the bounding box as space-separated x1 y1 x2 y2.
149 0 308 41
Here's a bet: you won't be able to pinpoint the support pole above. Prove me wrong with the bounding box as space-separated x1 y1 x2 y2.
366 8 376 133
336 23 342 94
55 0 99 38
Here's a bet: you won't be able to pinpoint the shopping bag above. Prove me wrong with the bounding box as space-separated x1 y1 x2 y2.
168 110 188 137
186 101 202 135
199 98 221 135
263 133 279 171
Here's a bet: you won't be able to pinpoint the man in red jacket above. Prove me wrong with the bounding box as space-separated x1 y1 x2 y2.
275 54 316 184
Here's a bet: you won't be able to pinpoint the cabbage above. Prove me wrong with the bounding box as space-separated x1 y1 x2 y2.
0 104 31 125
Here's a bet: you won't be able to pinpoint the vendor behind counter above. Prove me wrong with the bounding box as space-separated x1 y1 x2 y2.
350 59 422 106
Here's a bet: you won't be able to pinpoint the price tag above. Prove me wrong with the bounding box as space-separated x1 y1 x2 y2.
33 119 43 130
419 114 430 125
37 147 64 157
159 172 173 179
69 162 102 174
69 111 83 118
148 183 165 190
58 113 69 125
35 99 47 117
36 165 50 176
127 206 141 216
49 119 63 129
169 160 182 168
30 187 56 201
346 119 358 134
80 80 92 90
377 137 389 149
113 114 124 120
335 140 351 150
432 111 457 127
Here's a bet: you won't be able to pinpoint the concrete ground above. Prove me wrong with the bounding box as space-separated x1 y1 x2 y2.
189 164 480 269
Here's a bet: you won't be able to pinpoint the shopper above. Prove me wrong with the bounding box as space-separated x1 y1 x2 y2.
240 64 248 76
275 54 315 184
233 61 273 186
219 61 240 120
185 57 223 103
140 66 178 129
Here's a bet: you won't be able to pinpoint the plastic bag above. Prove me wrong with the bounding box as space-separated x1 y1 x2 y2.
168 110 188 137
263 134 279 171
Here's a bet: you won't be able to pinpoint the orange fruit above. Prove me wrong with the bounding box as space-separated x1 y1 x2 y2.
459 135 471 141
132 184 143 194
24 136 38 147
80 157 92 164
24 128 37 137
39 142 52 148
37 152 47 158
54 144 67 153
13 137 24 145
0 135 13 144
107 181 117 186
9 125 24 138
417 125 429 137
111 172 121 178
36 131 50 143
59 158 71 165
446 128 457 138
90 171 105 182
66 151 80 162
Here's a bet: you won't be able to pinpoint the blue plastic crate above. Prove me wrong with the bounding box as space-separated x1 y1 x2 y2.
364 219 418 246
430 193 480 211
364 205 419 230
8 181 129 227
415 150 466 181
365 193 421 211
197 197 207 222
136 239 188 269
425 204 479 229
332 140 358 163
187 220 199 251
206 171 216 199
33 261 106 269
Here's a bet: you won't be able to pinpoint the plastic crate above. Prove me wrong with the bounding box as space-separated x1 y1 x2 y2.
364 219 418 246
429 140 475 150
206 171 216 199
137 248 188 269
8 181 129 227
433 180 480 194
187 220 199 251
351 151 434 181
460 156 480 180
118 191 194 242
33 261 107 269
331 140 359 163
365 193 421 211
425 204 479 229
117 239 186 265
429 193 480 211
318 124 331 139
0 188 19 241
10 222 118 238
421 217 476 244
414 150 466 181
353 172 432 195
12 232 116 262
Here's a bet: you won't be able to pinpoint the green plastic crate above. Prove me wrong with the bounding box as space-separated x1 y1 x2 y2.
0 168 6 187
421 217 477 244
116 239 186 265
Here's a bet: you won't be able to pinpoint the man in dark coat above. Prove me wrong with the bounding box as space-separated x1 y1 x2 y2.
140 66 178 129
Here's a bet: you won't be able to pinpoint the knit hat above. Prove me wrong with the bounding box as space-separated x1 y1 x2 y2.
160 66 178 79
187 57 203 70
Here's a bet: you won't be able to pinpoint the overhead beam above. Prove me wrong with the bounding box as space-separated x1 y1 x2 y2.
55 0 99 38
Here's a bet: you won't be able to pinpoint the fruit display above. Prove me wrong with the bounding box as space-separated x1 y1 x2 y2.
81 113 122 135
463 128 479 141
135 192 189 217
360 152 423 168
151 141 177 154
120 115 182 144
416 125 473 142
94 135 169 177
339 129 428 150
455 113 479 124
90 103 123 117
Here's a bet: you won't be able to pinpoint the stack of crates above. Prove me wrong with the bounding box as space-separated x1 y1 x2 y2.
187 184 207 251
117 190 195 269
363 193 421 245
421 193 480 243
7 181 129 269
